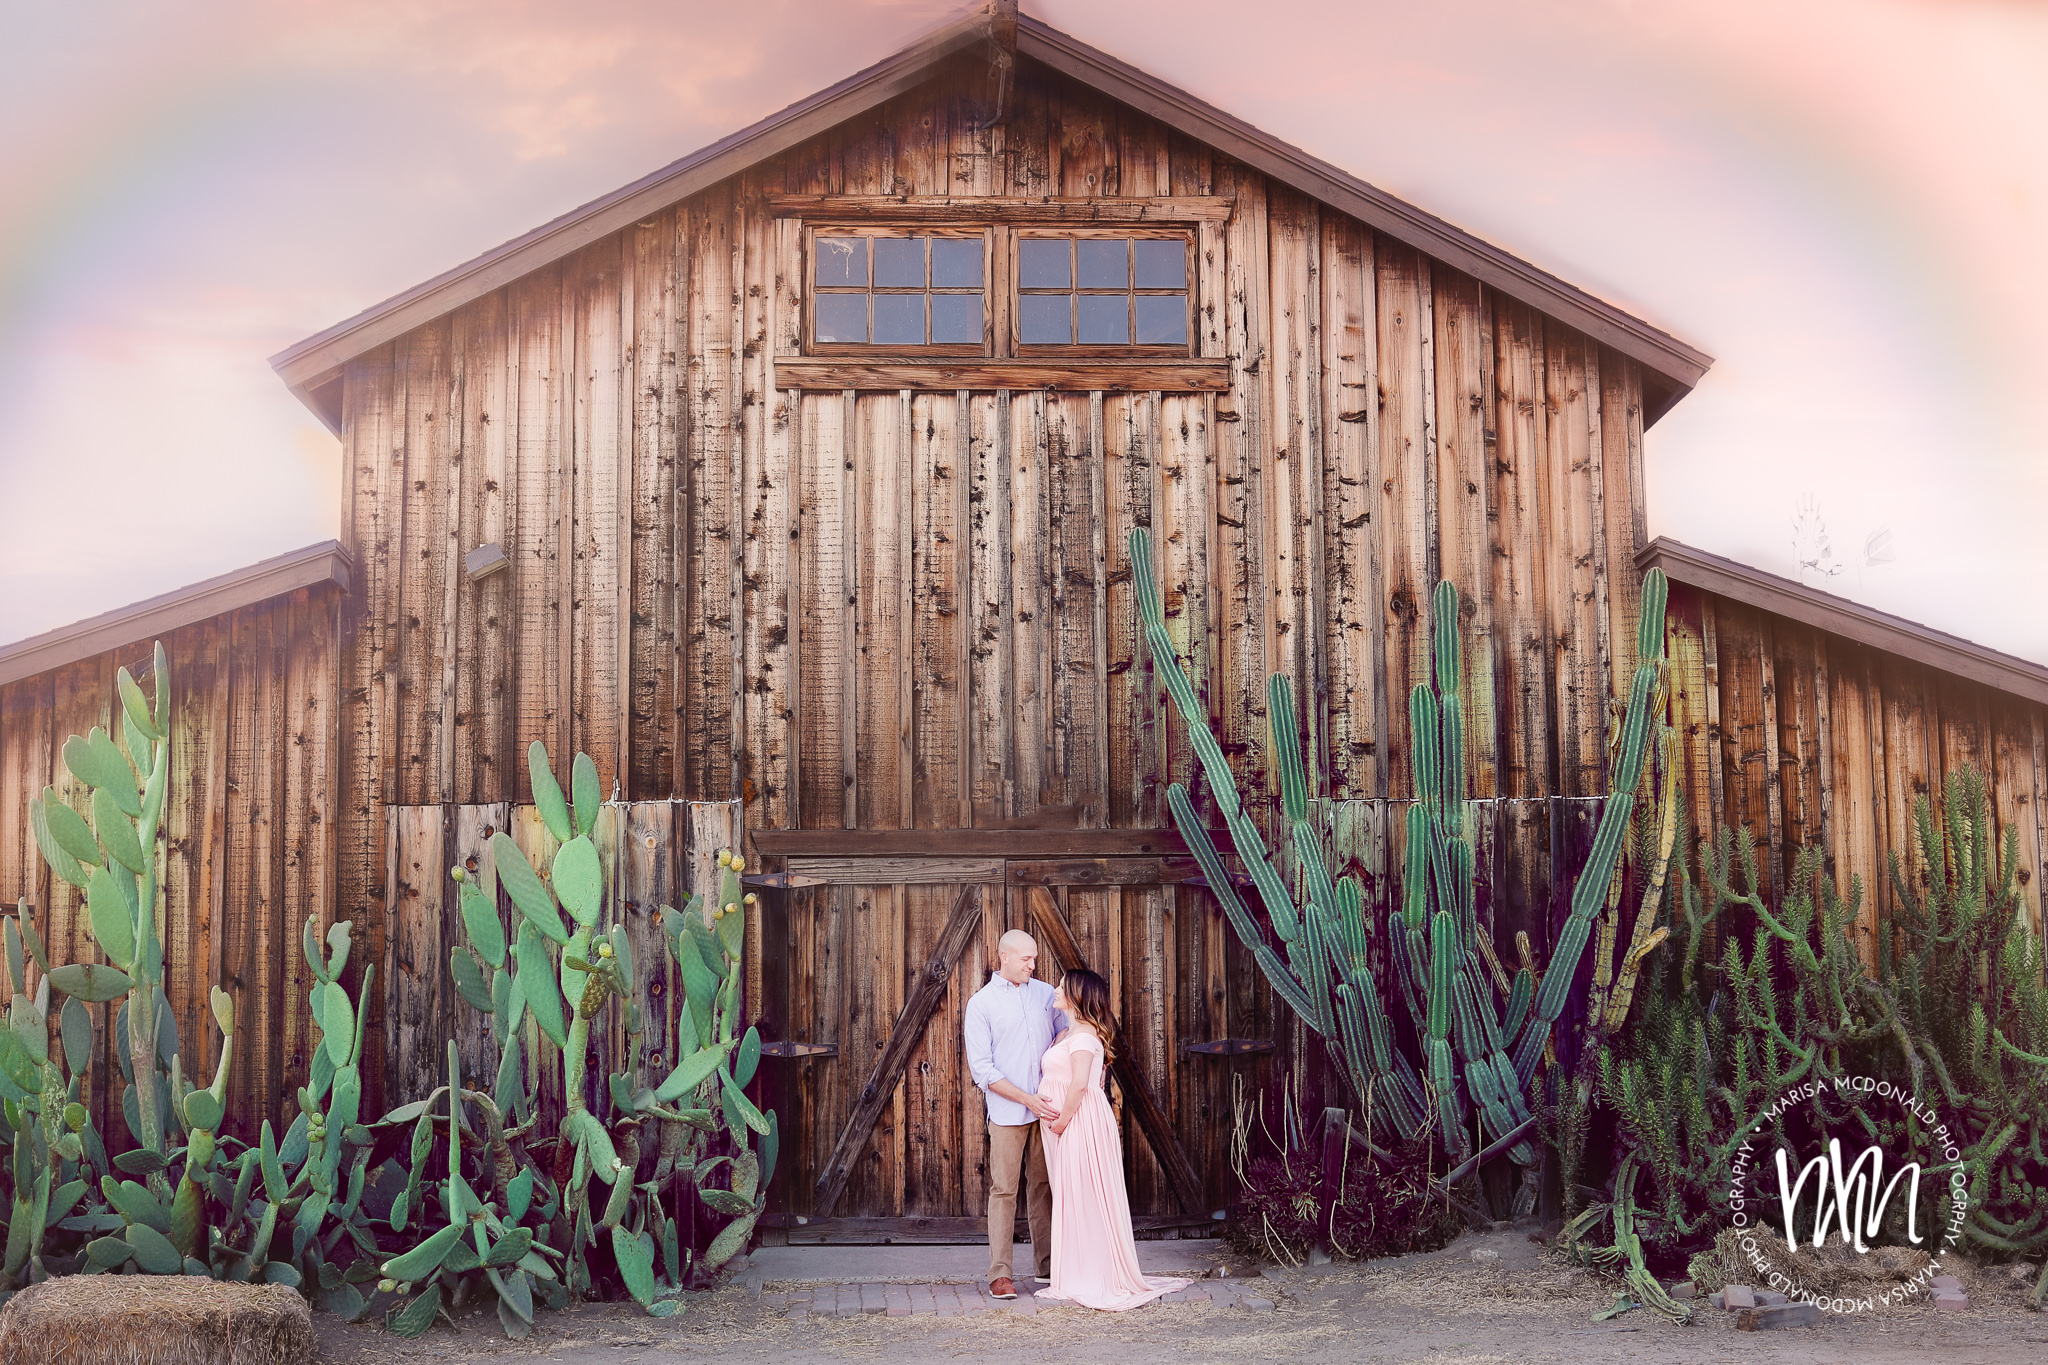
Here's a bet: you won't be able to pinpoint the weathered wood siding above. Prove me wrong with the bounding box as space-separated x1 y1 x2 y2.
331 56 1657 1217
0 586 344 1145
1665 582 2048 959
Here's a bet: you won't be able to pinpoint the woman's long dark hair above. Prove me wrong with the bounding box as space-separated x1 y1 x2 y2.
1060 969 1118 1067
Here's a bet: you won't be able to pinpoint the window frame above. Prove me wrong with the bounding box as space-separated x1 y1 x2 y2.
804 225 994 357
799 222 1197 361
1010 227 1195 359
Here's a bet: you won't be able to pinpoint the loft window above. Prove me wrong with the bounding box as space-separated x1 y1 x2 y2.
810 229 988 353
803 223 1194 359
1014 232 1190 351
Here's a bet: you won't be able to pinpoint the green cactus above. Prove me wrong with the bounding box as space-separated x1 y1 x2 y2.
28 645 178 1186
1131 528 1671 1212
435 741 772 1326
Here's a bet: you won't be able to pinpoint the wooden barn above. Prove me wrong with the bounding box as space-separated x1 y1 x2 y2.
3 1 2040 1237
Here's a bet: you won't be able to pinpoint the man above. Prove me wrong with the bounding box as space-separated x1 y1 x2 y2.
963 928 1068 1300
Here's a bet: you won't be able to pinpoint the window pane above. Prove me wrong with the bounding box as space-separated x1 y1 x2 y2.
1076 238 1128 289
872 294 926 344
931 294 982 345
1134 239 1186 290
931 238 983 288
1077 294 1130 344
1019 238 1071 289
1135 295 1188 346
816 237 865 287
814 293 867 343
872 237 925 288
1019 294 1071 344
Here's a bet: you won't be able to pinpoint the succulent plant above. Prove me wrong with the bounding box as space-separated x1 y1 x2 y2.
1129 527 1672 1214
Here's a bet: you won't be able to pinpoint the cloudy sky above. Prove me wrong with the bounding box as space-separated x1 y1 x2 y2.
3 0 2043 660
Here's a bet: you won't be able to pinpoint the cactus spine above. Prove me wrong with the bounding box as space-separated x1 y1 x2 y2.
1132 528 1670 1201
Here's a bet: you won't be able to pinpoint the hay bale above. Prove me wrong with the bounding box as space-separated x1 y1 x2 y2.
0 1275 314 1365
1688 1227 1933 1299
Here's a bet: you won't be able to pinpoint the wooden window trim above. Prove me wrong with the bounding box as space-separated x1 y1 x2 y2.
805 225 991 357
1011 226 1193 359
791 201 1216 378
770 194 1234 223
774 356 1229 392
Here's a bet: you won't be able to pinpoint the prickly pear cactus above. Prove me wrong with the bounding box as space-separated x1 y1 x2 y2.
436 741 775 1328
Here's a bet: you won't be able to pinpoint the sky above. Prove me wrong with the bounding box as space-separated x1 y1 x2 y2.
2 0 2044 660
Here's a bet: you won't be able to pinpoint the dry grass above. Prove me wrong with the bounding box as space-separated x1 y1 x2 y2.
0 1275 314 1365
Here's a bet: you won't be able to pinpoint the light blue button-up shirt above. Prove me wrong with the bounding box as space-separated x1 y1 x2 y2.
963 974 1069 1127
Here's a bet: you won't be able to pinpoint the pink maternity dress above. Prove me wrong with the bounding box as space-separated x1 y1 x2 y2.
1033 1029 1190 1311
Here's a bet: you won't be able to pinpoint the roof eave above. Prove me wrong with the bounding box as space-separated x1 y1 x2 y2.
1638 537 2048 709
0 541 354 687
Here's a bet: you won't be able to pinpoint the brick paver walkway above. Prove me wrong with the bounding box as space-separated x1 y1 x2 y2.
766 1279 1275 1318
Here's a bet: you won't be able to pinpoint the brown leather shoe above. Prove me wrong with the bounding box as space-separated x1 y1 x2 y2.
988 1277 1017 1300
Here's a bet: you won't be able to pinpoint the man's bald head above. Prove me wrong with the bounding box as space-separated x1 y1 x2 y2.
995 930 1039 985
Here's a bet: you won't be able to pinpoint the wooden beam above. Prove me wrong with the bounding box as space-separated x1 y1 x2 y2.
1003 857 1195 886
786 855 1005 884
753 828 1211 857
1026 885 1205 1214
766 194 1235 223
774 358 1229 394
812 883 986 1217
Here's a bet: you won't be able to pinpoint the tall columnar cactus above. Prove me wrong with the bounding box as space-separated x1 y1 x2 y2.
1131 528 1669 1199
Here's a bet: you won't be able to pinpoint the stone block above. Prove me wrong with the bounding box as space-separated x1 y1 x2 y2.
885 1286 913 1318
783 1305 809 1320
1755 1290 1788 1306
859 1283 887 1314
1721 1284 1756 1309
1666 1281 1695 1301
1933 1290 1968 1312
1736 1303 1823 1330
1243 1295 1276 1311
1929 1275 1964 1293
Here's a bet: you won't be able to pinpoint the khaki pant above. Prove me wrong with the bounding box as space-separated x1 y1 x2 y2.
985 1120 1053 1280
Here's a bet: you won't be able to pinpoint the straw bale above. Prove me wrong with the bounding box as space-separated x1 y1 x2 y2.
0 1275 314 1365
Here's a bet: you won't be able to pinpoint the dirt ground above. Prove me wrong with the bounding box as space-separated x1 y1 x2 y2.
313 1229 2048 1365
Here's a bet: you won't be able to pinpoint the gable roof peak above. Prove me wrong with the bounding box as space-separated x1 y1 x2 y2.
271 1 1709 432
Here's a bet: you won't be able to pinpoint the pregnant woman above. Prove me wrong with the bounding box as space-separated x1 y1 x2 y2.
1033 969 1190 1311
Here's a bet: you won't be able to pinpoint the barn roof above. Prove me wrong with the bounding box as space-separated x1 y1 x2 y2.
1637 537 2048 708
0 541 352 687
270 4 1712 433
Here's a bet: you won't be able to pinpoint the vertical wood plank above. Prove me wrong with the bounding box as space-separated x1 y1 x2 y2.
568 239 626 793
1542 330 1604 798
1490 301 1553 799
1266 190 1327 797
911 392 966 831
1010 391 1051 818
967 392 1012 821
683 185 738 802
1433 271 1497 797
1319 214 1380 800
854 393 908 830
510 271 565 800
630 213 684 800
1215 164 1271 808
1375 241 1432 797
